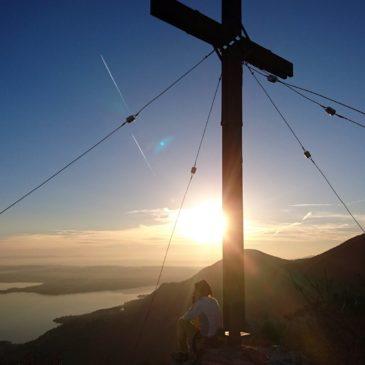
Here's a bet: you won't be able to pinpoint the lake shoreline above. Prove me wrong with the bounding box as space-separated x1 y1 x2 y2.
0 282 152 296
0 286 153 344
0 265 199 295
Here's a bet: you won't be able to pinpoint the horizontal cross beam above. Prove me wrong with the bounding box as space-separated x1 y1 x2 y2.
151 0 293 79
151 0 234 47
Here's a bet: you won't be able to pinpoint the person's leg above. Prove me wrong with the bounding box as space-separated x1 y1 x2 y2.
177 318 197 353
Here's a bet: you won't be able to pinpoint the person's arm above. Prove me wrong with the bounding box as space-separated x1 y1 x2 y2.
182 300 202 321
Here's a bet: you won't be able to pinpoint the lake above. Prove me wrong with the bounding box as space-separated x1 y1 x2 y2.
0 283 153 344
0 282 42 290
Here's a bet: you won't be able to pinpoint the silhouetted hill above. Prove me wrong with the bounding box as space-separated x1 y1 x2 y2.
1 235 364 365
0 266 200 295
295 234 365 281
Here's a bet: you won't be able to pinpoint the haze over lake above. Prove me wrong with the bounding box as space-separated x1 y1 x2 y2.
0 282 42 290
0 285 152 343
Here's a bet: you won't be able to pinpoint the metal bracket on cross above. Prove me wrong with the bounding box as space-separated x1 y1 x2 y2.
150 0 293 79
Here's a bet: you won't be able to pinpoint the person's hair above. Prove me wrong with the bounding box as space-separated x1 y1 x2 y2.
194 280 212 297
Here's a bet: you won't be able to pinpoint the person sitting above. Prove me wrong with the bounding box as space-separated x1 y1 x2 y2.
172 280 222 362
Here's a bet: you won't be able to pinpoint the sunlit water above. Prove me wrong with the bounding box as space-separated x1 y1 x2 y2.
0 285 153 344
0 282 42 290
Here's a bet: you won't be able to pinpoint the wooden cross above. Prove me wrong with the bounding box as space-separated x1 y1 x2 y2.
151 0 293 344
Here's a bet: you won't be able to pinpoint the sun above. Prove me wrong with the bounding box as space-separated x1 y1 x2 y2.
175 200 227 245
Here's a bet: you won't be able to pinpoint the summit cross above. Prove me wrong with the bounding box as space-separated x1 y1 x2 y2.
150 0 293 344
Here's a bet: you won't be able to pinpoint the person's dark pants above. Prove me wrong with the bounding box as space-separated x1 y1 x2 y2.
177 318 198 353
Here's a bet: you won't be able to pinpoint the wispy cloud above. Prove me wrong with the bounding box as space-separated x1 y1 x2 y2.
1 201 363 265
310 211 365 221
290 198 365 208
0 224 221 266
127 207 171 223
348 198 365 205
289 203 332 207
127 206 364 246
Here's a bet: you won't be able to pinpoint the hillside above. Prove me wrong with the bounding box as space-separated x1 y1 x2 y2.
0 266 200 295
0 235 364 365
294 233 365 281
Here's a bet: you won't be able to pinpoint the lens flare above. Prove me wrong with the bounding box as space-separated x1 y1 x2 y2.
154 136 174 153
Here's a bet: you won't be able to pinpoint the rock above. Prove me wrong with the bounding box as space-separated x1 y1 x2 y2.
197 345 310 365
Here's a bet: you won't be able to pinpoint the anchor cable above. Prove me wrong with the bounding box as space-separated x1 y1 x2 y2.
131 74 221 364
246 64 365 233
0 50 215 217
0 120 129 217
280 81 365 129
134 50 215 117
248 66 365 129
280 79 365 117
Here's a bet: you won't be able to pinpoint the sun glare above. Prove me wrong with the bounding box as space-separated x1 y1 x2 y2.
176 200 227 245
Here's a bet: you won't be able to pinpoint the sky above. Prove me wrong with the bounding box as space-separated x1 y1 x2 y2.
0 0 364 266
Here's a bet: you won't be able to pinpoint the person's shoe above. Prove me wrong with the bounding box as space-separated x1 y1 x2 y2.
171 351 189 362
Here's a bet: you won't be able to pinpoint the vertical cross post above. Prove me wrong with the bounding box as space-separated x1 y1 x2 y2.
150 0 293 346
221 0 245 344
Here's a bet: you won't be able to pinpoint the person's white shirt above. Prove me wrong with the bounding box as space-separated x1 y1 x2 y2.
182 296 222 337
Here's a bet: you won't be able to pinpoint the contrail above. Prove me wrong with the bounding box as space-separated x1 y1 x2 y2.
100 54 154 175
302 211 312 221
100 54 129 112
132 134 155 174
274 211 312 236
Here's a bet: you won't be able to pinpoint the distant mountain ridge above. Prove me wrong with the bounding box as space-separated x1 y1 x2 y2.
0 266 200 295
1 234 364 365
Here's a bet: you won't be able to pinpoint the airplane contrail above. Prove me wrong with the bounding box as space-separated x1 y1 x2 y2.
100 54 154 175
132 134 155 174
100 54 129 113
274 211 312 236
302 211 312 221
